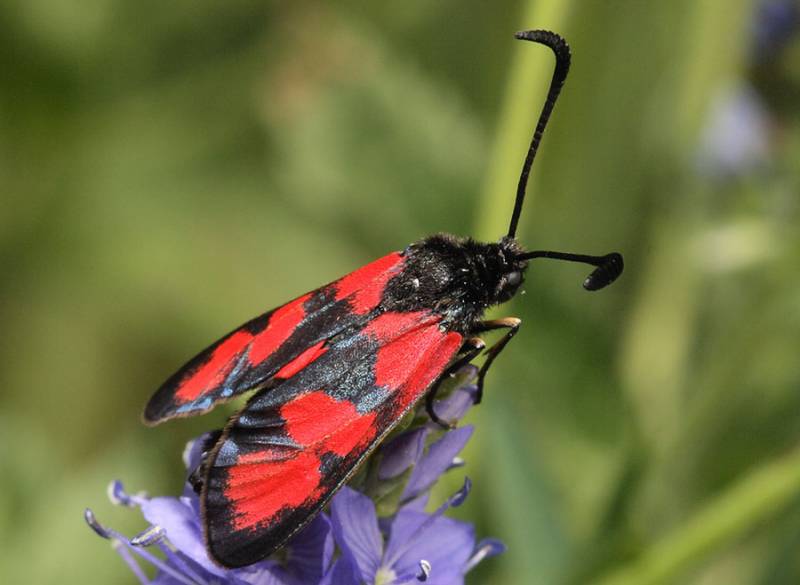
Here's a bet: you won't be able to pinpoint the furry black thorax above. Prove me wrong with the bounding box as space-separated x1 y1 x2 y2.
382 233 528 333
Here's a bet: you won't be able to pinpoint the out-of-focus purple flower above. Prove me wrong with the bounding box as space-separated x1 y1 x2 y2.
697 0 800 181
86 365 503 584
752 0 799 63
696 84 770 179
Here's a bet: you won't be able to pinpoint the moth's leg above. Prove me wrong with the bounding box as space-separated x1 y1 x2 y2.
472 317 522 404
426 337 486 429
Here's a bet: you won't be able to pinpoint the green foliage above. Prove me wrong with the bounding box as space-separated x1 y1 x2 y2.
3 0 800 583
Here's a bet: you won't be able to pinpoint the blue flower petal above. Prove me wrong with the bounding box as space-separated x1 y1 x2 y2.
238 564 292 585
319 555 360 585
182 436 207 475
428 384 478 425
242 517 334 585
385 508 475 585
402 492 429 513
330 487 383 583
284 513 334 582
181 435 213 508
402 426 473 500
379 427 428 480
184 486 202 518
140 496 226 577
151 574 193 585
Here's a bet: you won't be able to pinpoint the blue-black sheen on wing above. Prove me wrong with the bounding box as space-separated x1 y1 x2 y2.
143 253 405 425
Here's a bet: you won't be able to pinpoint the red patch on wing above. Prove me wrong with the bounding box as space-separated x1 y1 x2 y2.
274 341 327 380
248 293 312 365
175 331 253 403
281 391 377 456
399 331 462 405
224 391 380 531
372 322 462 411
335 252 403 314
225 450 322 531
362 310 434 342
235 446 296 465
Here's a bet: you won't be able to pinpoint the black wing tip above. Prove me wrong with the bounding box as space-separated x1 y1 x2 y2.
208 541 259 569
203 495 286 569
142 398 216 426
142 392 171 426
208 540 282 569
142 400 160 425
141 410 164 426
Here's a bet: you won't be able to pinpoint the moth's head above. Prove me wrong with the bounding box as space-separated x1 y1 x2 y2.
487 237 528 305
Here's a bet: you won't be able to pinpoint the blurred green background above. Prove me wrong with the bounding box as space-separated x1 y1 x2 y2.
2 0 800 583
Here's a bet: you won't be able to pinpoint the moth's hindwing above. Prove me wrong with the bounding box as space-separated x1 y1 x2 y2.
201 310 463 567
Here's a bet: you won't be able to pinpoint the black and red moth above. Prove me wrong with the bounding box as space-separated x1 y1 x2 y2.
144 30 623 568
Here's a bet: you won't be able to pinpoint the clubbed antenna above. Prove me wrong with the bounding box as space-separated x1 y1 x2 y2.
516 250 624 291
506 30 571 239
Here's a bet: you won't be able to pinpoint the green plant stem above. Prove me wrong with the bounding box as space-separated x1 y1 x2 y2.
591 445 800 585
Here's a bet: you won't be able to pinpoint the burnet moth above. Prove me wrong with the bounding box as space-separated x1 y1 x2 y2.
144 29 624 568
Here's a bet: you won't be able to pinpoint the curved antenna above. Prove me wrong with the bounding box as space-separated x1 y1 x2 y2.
507 30 571 239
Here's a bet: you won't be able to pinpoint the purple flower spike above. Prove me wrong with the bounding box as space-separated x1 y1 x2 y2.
88 367 504 583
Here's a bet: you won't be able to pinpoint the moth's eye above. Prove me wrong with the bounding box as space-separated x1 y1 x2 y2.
506 271 522 287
